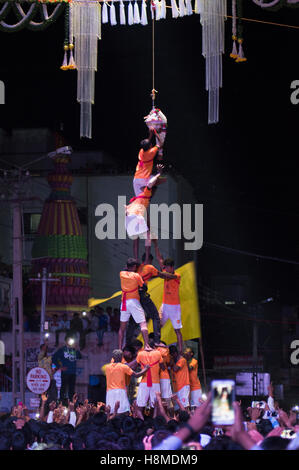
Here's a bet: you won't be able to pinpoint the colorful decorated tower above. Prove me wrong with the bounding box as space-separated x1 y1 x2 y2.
31 148 90 315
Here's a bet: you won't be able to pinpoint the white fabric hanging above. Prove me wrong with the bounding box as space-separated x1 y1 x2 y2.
102 1 108 23
128 1 134 25
73 0 101 138
171 0 179 18
133 0 140 23
140 0 148 25
160 0 167 18
110 1 117 25
194 0 201 14
186 0 193 16
200 0 227 124
119 0 126 24
178 0 186 16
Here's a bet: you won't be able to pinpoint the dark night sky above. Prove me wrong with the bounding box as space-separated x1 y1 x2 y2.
0 2 298 304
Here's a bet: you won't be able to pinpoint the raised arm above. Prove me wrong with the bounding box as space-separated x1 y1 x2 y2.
153 128 163 148
153 239 164 270
132 364 150 378
157 271 177 280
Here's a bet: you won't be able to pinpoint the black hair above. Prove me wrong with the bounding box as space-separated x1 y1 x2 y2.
126 257 138 268
71 437 85 450
258 436 290 450
177 410 190 423
0 432 11 450
140 139 152 151
132 340 143 351
11 430 27 450
123 345 136 356
165 419 178 433
163 258 174 267
122 416 136 433
141 253 153 263
169 345 178 356
91 411 107 427
117 435 132 449
95 440 122 450
256 419 273 437
151 429 172 449
85 430 102 450
153 415 167 430
204 436 244 451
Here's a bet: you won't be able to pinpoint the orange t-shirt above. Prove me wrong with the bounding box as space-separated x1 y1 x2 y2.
137 263 159 284
120 271 144 302
134 146 159 180
163 272 181 305
189 358 201 391
158 346 171 380
136 349 163 384
105 362 133 391
126 187 152 218
110 357 132 387
173 356 190 392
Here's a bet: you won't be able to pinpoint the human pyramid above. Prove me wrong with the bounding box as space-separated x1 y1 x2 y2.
106 108 202 416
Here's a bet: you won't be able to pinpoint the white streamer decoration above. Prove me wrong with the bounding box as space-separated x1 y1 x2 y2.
133 0 140 23
160 0 167 18
110 0 117 25
102 1 108 22
178 0 186 16
186 0 193 15
200 0 227 124
141 0 148 25
155 0 162 20
194 0 201 13
128 1 134 24
119 0 126 24
73 0 101 138
171 0 179 17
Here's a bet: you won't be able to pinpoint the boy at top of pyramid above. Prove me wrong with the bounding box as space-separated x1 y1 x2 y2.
133 126 164 197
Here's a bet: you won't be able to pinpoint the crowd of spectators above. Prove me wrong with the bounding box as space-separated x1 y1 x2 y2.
1 337 299 452
1 388 299 451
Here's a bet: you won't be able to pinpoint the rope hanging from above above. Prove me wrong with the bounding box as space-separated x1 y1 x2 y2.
145 7 167 157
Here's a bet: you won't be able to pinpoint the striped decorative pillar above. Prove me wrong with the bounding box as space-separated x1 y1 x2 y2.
31 152 90 316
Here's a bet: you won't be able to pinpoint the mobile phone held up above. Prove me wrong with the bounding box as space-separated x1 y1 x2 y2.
211 380 235 426
251 401 266 409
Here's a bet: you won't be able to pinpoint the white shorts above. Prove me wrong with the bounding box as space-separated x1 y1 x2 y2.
133 177 151 196
126 214 148 238
190 389 202 407
175 385 190 408
136 382 160 408
161 303 182 329
106 388 130 414
120 298 146 324
160 378 172 399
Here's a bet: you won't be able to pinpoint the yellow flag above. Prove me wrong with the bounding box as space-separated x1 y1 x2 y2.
88 261 201 344
144 261 201 344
